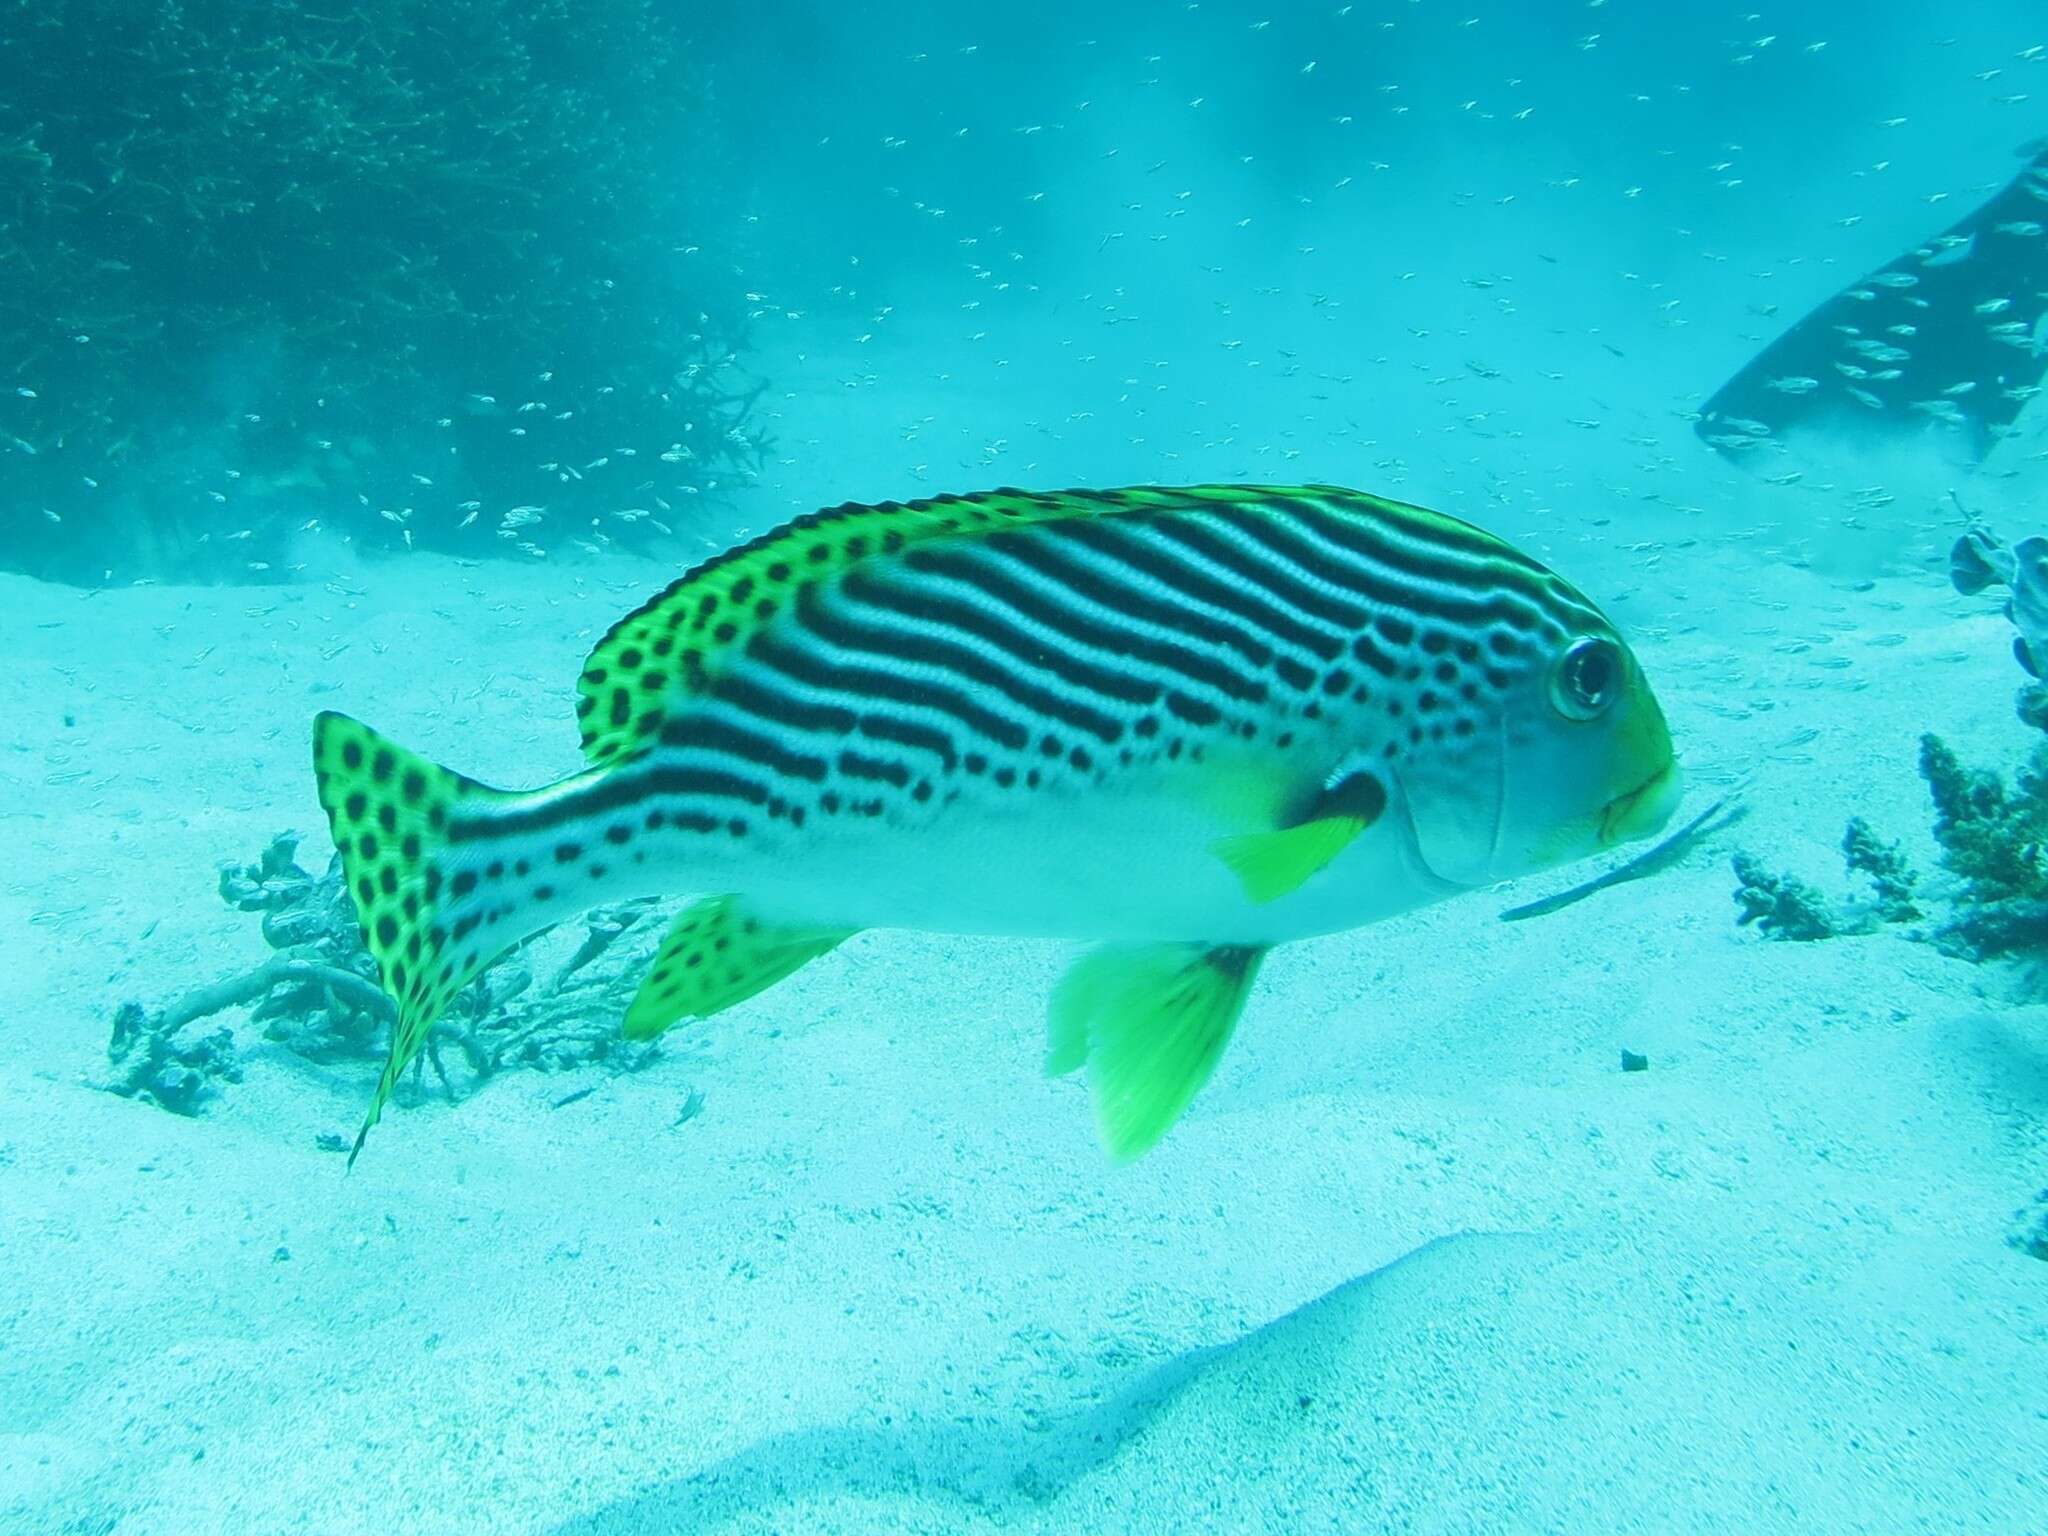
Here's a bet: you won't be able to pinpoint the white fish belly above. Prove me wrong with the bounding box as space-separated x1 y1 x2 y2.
727 787 1464 945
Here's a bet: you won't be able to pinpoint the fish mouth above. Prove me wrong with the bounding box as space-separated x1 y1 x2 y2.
1599 757 1683 847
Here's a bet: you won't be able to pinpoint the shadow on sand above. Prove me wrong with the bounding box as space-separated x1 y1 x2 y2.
548 1232 1545 1535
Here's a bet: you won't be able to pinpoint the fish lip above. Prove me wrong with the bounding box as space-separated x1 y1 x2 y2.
1599 758 1683 846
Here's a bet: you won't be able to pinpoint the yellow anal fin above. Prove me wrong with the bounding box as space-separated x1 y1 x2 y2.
622 896 854 1039
1045 943 1268 1162
1211 765 1387 904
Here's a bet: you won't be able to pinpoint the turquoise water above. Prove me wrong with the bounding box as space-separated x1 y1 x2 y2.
4 3 2046 1531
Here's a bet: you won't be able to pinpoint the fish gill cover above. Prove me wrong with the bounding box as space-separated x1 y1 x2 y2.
0 0 767 583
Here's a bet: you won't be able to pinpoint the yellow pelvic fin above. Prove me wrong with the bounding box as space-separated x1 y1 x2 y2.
1211 766 1388 903
622 896 854 1039
1045 943 1267 1162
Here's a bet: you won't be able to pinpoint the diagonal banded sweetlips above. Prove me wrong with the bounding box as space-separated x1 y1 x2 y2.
313 483 1681 1164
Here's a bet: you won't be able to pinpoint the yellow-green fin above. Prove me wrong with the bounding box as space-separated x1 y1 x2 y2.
622 896 854 1039
1045 942 1267 1162
571 483 1463 769
311 711 513 1165
1211 765 1388 903
1214 818 1368 903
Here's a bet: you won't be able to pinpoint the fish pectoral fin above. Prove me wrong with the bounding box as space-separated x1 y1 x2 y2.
1213 816 1367 903
1210 765 1387 903
622 897 855 1039
1045 943 1267 1162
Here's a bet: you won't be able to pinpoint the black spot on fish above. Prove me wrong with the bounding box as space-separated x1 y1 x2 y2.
605 824 631 845
372 749 394 783
345 792 367 822
401 769 425 804
1275 656 1314 692
341 740 364 770
452 871 477 897
375 915 397 947
555 842 582 864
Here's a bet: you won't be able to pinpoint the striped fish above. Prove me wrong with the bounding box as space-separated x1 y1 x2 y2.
314 484 1679 1163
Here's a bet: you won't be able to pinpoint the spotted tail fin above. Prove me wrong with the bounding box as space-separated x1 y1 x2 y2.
311 711 520 1165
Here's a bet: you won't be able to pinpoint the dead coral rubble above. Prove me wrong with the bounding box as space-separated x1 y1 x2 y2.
107 832 669 1116
1730 818 1922 943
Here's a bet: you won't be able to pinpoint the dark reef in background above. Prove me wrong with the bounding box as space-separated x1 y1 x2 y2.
1695 142 2048 472
0 0 767 583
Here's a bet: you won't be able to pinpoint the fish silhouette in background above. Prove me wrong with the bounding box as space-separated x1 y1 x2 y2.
1698 140 2048 471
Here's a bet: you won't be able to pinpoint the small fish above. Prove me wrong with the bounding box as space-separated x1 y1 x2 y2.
315 485 1680 1164
1765 375 1820 394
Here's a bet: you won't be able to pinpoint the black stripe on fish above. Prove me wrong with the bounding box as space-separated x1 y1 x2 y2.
840 567 1163 709
1055 519 1345 663
659 712 830 784
751 631 1032 753
464 764 773 842
799 587 1128 745
1215 500 1547 638
908 544 1277 704
992 535 1280 671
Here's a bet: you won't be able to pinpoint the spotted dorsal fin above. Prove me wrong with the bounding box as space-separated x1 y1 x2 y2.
569 483 1468 767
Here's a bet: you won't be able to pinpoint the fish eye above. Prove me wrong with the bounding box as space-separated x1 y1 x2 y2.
1550 635 1621 721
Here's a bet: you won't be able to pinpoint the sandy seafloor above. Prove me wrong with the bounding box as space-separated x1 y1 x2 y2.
2 488 2044 1536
